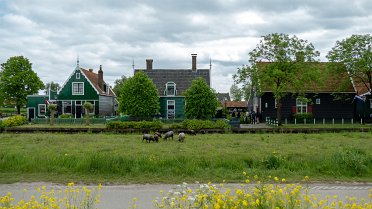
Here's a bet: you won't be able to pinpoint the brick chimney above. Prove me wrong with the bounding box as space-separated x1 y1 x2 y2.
191 54 197 71
98 65 103 91
146 59 153 70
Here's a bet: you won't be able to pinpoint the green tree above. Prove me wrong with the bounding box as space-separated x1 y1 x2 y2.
48 104 57 127
83 102 93 125
229 84 243 101
184 77 218 119
0 56 44 114
44 82 60 95
234 33 320 125
118 71 159 117
327 34 372 93
112 75 128 98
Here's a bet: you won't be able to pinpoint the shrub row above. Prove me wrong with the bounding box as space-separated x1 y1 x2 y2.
2 115 27 127
170 119 230 130
106 120 163 130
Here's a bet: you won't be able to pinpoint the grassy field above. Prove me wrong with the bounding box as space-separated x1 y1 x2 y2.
0 132 371 184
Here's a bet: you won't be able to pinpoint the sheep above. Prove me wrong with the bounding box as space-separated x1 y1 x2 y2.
178 132 186 142
153 133 160 142
189 129 196 135
142 134 154 143
164 131 174 140
154 131 162 139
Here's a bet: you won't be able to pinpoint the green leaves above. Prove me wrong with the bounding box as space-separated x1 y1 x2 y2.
184 77 218 119
327 34 372 93
117 71 159 116
0 56 44 114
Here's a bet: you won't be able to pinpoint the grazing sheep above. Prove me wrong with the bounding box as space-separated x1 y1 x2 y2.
154 131 162 138
153 134 160 142
189 129 196 135
178 132 186 142
142 134 154 143
164 131 174 140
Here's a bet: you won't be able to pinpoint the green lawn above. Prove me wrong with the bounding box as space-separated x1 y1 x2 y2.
0 133 371 184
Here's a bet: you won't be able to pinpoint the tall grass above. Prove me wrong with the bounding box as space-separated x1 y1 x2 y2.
0 133 371 183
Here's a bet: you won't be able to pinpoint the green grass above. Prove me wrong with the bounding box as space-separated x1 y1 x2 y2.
0 133 371 184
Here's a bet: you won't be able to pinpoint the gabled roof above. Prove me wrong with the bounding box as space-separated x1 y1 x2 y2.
80 68 116 96
257 62 355 93
216 93 230 102
134 69 210 95
58 65 116 97
222 101 247 108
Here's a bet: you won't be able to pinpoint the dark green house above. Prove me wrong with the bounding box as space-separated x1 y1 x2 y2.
27 62 117 120
135 54 211 119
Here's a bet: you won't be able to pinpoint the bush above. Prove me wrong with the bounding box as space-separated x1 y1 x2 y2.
2 115 27 127
332 147 370 176
59 113 72 118
106 121 163 130
293 112 313 123
263 152 282 169
181 119 230 130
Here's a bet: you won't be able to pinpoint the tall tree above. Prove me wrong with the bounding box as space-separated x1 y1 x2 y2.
327 34 372 93
112 75 128 97
229 84 243 101
44 81 60 95
234 33 320 125
0 56 44 114
118 72 159 116
184 77 218 119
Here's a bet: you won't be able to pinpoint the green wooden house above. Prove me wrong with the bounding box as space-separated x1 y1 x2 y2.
27 62 117 120
134 54 211 119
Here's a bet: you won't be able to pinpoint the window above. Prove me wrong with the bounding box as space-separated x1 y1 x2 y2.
274 99 277 108
165 82 176 96
370 99 372 109
316 98 320 105
72 82 84 95
76 73 80 79
38 104 46 117
167 100 175 119
63 101 72 114
296 98 307 114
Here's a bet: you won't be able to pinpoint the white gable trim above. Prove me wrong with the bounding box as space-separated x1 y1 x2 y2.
58 66 80 95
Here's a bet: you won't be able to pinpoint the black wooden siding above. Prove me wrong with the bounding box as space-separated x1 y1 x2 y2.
261 92 355 120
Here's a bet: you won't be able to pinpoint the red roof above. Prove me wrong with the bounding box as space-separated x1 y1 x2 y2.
221 101 247 108
80 68 115 96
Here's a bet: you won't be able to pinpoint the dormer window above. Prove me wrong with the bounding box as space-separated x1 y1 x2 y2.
76 73 80 79
165 82 176 96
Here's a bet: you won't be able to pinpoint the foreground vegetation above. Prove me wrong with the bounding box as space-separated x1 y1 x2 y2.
0 133 371 184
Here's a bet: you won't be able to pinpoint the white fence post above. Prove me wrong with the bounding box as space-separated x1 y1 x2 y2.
351 118 353 125
332 118 334 125
285 118 287 124
295 118 297 124
342 118 344 125
304 118 306 125
323 118 325 125
313 118 316 125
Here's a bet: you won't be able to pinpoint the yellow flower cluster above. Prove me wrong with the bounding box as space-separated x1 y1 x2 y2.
0 183 102 209
153 175 372 209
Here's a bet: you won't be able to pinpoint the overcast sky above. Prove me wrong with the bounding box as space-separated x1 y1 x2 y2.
0 0 371 93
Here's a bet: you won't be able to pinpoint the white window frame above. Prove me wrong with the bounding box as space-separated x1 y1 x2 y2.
72 82 84 95
274 99 277 108
76 73 80 79
316 98 320 105
296 98 307 114
167 100 175 119
370 99 372 109
165 82 176 96
38 104 46 117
